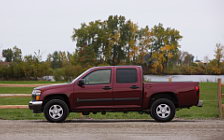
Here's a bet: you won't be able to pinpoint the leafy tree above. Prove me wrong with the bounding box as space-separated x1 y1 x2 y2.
47 51 63 69
150 24 182 73
2 46 22 62
72 20 104 64
2 48 13 62
137 26 151 64
72 15 139 66
178 51 194 66
214 43 224 68
12 46 22 62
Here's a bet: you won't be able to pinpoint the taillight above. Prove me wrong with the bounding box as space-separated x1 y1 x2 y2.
195 86 199 92
195 86 200 97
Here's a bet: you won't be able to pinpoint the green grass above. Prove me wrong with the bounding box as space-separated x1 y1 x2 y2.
0 97 30 105
0 109 44 120
0 87 33 94
0 81 63 84
0 82 222 120
0 110 150 120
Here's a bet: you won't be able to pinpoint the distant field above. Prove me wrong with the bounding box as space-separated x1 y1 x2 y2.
0 82 221 120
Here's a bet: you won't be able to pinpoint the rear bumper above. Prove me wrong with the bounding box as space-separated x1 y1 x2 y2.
29 101 43 113
197 100 203 107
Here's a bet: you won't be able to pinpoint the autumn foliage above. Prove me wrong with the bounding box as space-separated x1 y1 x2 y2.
0 15 223 80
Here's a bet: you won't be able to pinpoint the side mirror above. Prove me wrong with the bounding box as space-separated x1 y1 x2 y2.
78 79 85 87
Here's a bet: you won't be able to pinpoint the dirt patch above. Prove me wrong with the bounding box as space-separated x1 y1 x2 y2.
0 119 224 140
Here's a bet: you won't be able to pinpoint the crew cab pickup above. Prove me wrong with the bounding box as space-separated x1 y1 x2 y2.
29 66 202 122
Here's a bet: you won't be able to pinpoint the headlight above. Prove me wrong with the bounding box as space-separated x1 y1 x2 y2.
32 89 42 100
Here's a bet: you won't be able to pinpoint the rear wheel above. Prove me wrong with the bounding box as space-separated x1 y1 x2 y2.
44 99 69 122
150 98 175 122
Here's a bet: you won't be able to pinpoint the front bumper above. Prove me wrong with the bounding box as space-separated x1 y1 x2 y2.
197 100 203 107
29 101 43 113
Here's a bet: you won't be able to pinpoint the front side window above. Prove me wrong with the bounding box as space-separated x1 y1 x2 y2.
116 68 137 83
84 69 111 85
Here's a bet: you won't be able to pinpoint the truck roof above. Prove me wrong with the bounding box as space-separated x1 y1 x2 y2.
91 65 142 69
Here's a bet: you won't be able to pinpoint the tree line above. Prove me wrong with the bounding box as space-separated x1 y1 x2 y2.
0 15 224 81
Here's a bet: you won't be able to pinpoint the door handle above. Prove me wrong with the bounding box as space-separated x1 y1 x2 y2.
130 85 139 89
102 86 112 90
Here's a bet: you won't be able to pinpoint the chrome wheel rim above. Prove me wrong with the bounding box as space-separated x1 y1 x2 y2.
156 104 171 118
49 105 63 119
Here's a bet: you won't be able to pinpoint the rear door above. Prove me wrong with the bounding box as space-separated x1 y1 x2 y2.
113 67 143 108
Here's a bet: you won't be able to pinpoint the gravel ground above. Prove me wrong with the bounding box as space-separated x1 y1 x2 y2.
0 119 224 140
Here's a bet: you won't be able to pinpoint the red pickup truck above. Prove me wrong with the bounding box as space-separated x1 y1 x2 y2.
29 66 202 122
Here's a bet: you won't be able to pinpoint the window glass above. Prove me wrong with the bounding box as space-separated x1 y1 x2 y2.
84 69 111 84
116 68 137 83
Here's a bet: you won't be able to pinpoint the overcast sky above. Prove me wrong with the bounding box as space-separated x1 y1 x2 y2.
0 0 223 60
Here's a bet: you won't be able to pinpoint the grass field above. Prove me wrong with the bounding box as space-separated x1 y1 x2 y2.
0 87 34 94
0 81 61 84
0 81 221 120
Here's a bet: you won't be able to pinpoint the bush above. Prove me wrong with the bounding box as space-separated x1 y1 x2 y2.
53 68 65 81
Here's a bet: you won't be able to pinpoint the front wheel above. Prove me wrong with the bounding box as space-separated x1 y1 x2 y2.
44 99 69 122
150 98 176 122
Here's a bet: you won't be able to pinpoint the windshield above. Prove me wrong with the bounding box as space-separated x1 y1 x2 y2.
71 68 92 83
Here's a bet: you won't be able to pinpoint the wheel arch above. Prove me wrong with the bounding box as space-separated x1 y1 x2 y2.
43 94 70 110
149 92 179 108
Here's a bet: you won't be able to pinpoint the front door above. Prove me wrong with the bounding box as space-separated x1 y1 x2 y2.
74 69 113 109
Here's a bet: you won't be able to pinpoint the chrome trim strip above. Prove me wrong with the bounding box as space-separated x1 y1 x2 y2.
29 101 43 105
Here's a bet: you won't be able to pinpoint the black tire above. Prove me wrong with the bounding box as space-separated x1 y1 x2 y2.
44 99 69 122
149 112 155 119
150 98 175 122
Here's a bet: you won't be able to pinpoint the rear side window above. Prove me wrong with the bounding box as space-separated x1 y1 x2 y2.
116 68 137 83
